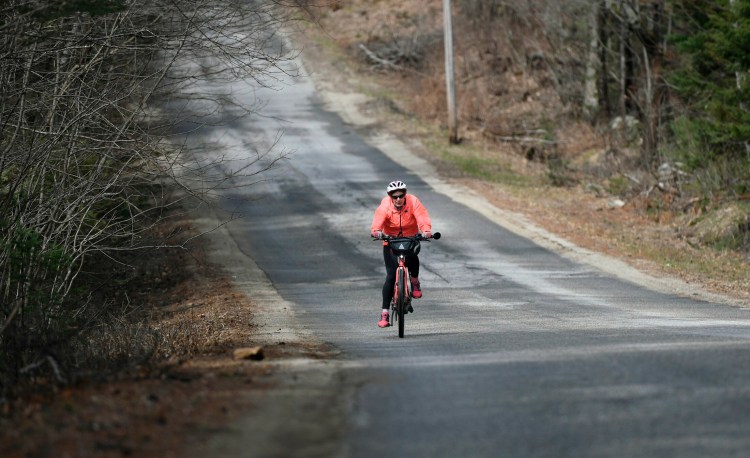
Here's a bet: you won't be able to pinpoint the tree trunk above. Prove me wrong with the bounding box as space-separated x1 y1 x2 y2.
619 15 636 116
583 1 601 122
598 1 612 121
642 0 667 165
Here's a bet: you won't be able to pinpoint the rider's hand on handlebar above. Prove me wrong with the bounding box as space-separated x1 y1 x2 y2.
423 231 432 239
371 230 384 240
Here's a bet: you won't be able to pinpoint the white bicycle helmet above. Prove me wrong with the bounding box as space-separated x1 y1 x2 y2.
386 180 407 194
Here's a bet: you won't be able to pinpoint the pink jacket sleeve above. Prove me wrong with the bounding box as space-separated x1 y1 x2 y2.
410 195 432 233
371 197 389 232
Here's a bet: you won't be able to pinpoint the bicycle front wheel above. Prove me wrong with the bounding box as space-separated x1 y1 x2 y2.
397 268 406 338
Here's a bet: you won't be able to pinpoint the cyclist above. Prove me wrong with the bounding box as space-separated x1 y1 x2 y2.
371 180 433 328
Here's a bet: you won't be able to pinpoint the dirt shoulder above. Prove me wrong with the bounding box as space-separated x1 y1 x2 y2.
0 198 334 458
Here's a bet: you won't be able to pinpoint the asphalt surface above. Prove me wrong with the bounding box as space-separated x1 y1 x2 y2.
174 25 750 458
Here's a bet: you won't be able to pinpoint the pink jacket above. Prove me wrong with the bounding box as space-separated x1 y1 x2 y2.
371 194 432 239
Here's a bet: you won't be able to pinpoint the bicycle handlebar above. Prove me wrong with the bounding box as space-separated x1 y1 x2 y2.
371 231 441 241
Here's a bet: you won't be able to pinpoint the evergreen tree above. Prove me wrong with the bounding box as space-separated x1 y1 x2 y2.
671 0 750 164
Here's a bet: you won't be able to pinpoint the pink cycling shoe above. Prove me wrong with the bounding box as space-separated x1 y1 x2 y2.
411 277 422 299
377 310 390 328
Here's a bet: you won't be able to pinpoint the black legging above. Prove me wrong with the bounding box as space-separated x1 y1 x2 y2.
382 245 420 309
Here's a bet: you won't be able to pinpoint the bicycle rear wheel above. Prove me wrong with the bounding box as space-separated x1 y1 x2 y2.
397 268 406 338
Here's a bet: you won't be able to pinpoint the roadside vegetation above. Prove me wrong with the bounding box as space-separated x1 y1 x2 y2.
0 0 305 401
295 0 750 295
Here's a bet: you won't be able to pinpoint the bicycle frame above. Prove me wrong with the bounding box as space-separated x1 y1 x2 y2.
390 251 412 338
383 234 427 338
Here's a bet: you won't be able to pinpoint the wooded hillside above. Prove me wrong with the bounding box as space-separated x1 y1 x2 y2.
309 0 750 253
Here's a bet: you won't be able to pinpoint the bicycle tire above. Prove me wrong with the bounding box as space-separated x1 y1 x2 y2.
397 268 406 338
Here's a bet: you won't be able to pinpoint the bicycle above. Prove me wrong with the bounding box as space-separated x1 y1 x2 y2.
375 232 441 338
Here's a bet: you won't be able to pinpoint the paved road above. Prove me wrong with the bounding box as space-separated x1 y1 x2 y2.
176 27 750 458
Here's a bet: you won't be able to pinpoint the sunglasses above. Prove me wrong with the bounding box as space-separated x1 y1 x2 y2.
390 193 405 199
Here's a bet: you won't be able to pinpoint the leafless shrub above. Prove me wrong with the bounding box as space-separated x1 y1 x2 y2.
0 0 300 395
425 0 594 139
356 9 441 72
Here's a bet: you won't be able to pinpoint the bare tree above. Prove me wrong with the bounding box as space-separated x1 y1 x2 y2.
640 0 668 164
584 1 602 121
0 0 299 389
